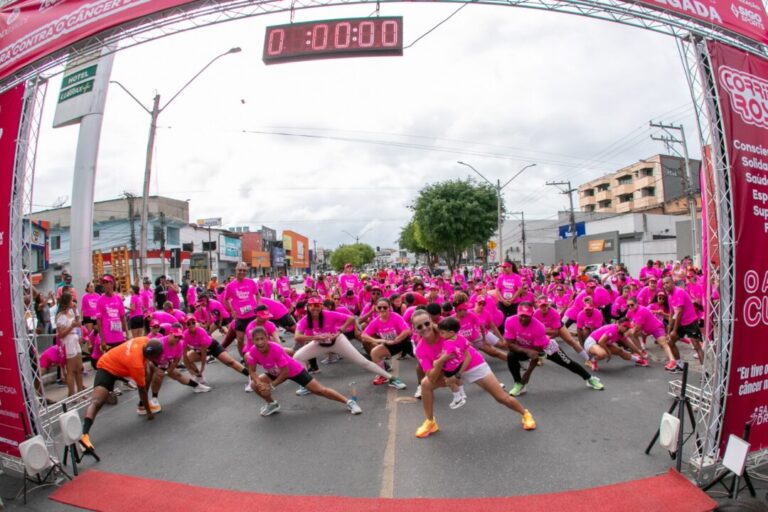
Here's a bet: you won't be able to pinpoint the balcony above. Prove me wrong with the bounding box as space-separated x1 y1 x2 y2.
635 175 656 189
595 189 612 202
616 200 634 213
634 196 659 209
580 195 596 207
614 183 634 197
596 204 615 213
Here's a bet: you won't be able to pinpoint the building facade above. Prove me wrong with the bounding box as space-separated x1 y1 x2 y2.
578 154 701 215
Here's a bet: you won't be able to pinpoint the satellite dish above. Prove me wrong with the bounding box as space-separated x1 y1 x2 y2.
659 412 681 452
19 435 51 476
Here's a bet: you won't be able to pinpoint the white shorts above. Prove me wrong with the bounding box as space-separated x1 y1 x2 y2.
470 332 500 348
463 362 492 383
584 337 598 354
62 335 81 359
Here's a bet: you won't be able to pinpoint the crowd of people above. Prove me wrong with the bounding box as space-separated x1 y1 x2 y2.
28 257 710 452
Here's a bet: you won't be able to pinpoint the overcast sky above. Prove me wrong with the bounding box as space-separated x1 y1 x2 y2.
30 3 701 251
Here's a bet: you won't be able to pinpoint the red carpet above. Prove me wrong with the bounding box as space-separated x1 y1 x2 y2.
50 468 716 512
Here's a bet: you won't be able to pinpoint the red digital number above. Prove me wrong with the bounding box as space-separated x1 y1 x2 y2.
334 22 351 49
267 28 285 55
381 20 398 47
312 24 328 50
358 21 374 48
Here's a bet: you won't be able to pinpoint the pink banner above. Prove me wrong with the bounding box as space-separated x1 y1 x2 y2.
0 0 199 81
0 82 31 458
635 0 768 44
708 40 768 453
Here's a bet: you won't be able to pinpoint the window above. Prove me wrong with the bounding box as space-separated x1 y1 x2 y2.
51 235 61 250
641 187 656 197
641 167 654 177
584 205 595 212
582 188 595 197
617 175 632 186
619 193 633 203
598 200 612 208
93 229 100 239
167 227 180 245
596 184 610 192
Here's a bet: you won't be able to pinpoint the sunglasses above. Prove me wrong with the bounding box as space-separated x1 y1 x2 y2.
628 303 637 307
414 321 431 330
309 304 322 308
377 306 389 311
187 321 196 326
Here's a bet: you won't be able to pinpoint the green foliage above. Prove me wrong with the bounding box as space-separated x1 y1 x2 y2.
409 179 499 268
330 243 376 271
398 220 427 254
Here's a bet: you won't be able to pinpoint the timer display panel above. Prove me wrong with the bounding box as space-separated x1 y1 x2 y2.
263 17 403 64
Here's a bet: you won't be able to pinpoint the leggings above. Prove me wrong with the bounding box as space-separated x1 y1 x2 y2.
293 334 392 379
506 348 590 383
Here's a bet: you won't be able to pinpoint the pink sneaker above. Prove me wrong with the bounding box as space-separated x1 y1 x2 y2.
635 357 649 367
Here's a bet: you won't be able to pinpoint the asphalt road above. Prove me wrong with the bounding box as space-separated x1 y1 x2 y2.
0 334 746 511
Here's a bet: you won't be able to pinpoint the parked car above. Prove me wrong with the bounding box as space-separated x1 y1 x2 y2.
582 264 601 279
289 275 303 285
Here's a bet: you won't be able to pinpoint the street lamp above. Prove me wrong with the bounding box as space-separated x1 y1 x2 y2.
341 228 371 244
110 46 241 278
458 161 536 264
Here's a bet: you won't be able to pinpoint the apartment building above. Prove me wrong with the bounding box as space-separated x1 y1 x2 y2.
578 155 701 214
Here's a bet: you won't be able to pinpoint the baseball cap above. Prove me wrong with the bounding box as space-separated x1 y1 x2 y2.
307 297 323 305
100 274 115 283
256 309 273 319
502 261 513 268
586 282 597 288
537 298 549 307
584 304 594 311
185 314 197 324
149 319 160 328
518 304 534 317
169 326 183 336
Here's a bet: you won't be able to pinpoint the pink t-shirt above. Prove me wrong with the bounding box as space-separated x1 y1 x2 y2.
81 292 100 317
224 278 260 319
182 327 212 350
577 310 604 330
668 287 699 326
167 288 180 309
627 305 665 334
456 311 484 341
590 324 623 345
151 311 178 325
140 288 154 314
96 294 125 344
128 295 143 319
363 313 409 341
244 320 278 352
503 316 550 350
533 307 562 330
259 279 273 297
186 287 197 308
495 273 522 301
441 334 485 372
245 342 304 378
276 277 291 297
339 273 359 291
297 310 351 336
260 297 289 319
415 337 446 372
39 344 65 369
158 335 184 366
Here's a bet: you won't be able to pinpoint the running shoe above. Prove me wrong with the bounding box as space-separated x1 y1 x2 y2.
308 367 322 375
346 399 362 415
634 357 650 367
521 410 537 431
79 433 94 451
372 375 389 386
244 382 253 393
449 396 466 410
586 376 605 390
295 386 311 396
590 360 599 372
194 375 208 385
193 383 212 393
207 355 216 363
149 398 162 413
124 380 137 391
415 419 439 438
260 401 281 416
509 382 527 397
665 360 679 372
639 350 649 358
414 385 422 399
113 383 123 396
388 377 407 390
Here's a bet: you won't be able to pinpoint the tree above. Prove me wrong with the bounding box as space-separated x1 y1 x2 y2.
330 243 376 271
398 220 427 254
410 179 499 270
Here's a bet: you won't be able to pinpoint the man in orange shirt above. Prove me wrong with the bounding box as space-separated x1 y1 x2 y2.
79 337 163 452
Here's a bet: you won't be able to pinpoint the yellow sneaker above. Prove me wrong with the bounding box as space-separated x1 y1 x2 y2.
415 419 439 438
521 410 536 431
79 433 94 451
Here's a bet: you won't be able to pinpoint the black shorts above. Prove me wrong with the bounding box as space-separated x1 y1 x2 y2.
383 338 414 358
93 368 121 392
267 369 313 387
82 316 97 325
276 314 297 330
443 367 461 378
498 302 517 318
235 316 256 333
129 316 144 329
206 340 226 358
676 322 702 341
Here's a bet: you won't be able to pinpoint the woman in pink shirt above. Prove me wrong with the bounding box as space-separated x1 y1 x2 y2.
412 310 535 438
625 299 676 371
361 298 412 387
95 274 129 353
583 321 648 370
246 327 361 416
128 285 145 338
533 299 588 362
576 303 604 344
453 293 506 362
80 281 100 331
181 315 251 386
293 297 407 393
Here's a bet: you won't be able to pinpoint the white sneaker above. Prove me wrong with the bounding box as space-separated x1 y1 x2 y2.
346 399 362 415
124 380 138 391
449 396 466 410
245 381 253 393
195 375 207 385
295 386 311 396
260 401 281 416
148 398 161 413
193 383 211 393
414 385 422 399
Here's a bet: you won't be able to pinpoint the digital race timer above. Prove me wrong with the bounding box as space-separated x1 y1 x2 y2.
262 16 403 64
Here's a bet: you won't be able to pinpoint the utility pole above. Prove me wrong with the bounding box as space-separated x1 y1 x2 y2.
124 192 139 284
159 212 167 276
508 212 526 266
650 121 699 265
547 180 578 250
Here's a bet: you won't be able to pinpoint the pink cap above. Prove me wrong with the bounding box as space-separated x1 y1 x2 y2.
502 261 513 268
256 309 272 319
169 326 183 337
518 304 534 317
307 297 323 305
537 299 549 307
149 319 160 328
185 314 197 324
